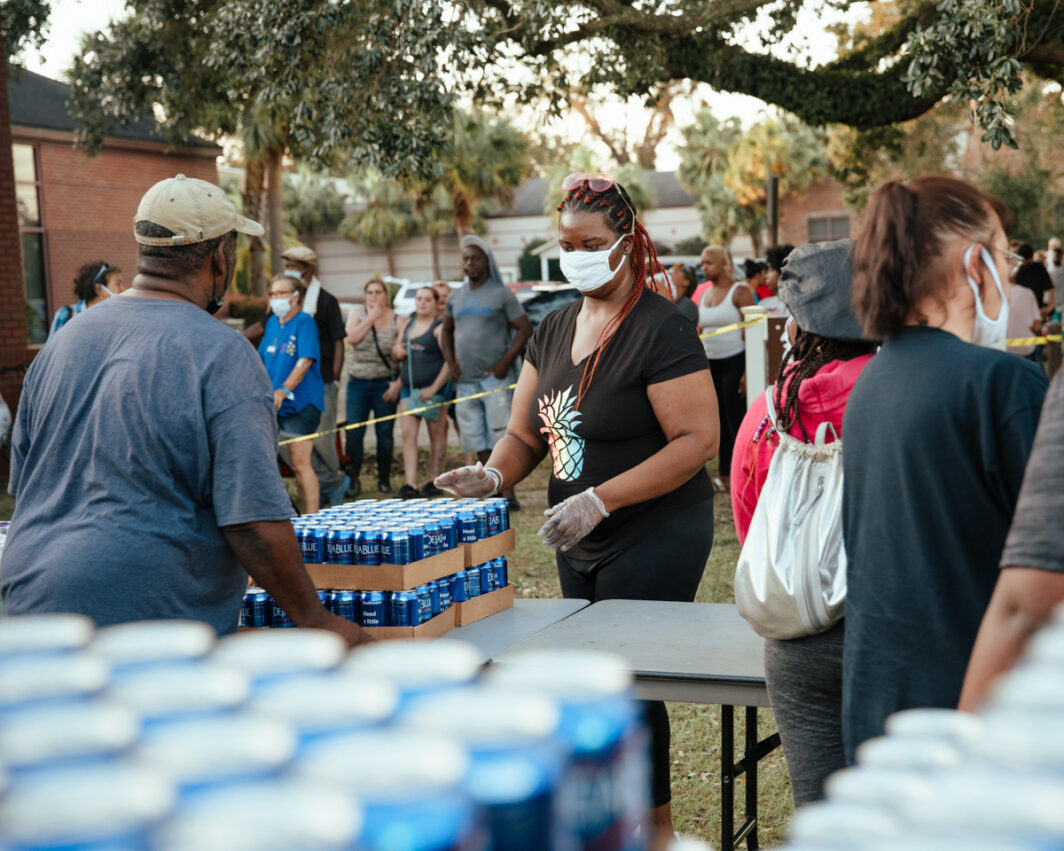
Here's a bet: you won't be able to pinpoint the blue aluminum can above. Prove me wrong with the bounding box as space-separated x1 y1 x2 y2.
484 502 503 538
389 591 414 627
456 511 478 544
406 524 426 562
325 527 353 565
437 578 452 611
317 589 331 608
308 525 328 563
332 590 358 623
381 528 411 566
488 497 511 532
433 515 457 551
242 587 271 628
354 526 382 566
478 562 493 594
465 569 481 599
473 506 489 540
423 521 444 557
270 597 294 628
360 591 387 627
491 556 509 588
450 571 468 603
427 580 442 617
415 585 433 624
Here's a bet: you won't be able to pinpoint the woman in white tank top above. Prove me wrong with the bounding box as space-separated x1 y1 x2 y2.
698 245 755 491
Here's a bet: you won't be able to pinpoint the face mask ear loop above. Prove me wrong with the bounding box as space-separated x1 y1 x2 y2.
980 246 1005 314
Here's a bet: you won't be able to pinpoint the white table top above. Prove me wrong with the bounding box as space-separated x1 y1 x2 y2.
493 600 769 707
447 597 590 664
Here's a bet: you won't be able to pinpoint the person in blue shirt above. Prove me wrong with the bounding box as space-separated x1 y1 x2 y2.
258 274 325 514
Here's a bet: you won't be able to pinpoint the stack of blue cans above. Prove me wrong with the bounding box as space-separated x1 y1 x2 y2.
241 558 510 631
291 496 510 567
0 618 654 851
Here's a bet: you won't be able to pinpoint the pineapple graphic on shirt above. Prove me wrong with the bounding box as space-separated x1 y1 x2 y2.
537 385 584 481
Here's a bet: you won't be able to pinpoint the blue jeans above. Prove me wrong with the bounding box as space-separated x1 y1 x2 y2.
345 377 396 465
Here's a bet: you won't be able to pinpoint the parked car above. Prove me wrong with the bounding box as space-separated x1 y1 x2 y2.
393 280 464 316
518 282 581 327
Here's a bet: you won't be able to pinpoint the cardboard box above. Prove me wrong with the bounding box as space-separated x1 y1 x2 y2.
463 528 516 568
305 548 464 592
361 604 455 641
454 584 514 626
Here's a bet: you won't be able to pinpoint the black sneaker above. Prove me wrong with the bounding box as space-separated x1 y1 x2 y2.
420 481 443 498
507 496 522 513
398 484 420 500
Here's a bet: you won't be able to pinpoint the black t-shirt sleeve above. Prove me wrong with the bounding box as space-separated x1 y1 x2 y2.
320 292 345 341
642 304 710 385
1001 369 1064 572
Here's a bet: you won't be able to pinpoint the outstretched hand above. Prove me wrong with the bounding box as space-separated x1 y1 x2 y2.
537 487 609 552
434 462 500 498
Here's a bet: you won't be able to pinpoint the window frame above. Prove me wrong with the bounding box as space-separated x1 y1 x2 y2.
13 142 51 345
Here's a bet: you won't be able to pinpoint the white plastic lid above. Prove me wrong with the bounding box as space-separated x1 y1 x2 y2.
0 613 94 657
823 766 933 810
854 735 963 770
789 802 898 844
340 640 481 687
134 715 296 786
487 649 632 697
0 764 174 844
1025 626 1064 663
295 729 467 793
986 663 1064 712
155 780 361 851
970 712 1064 768
249 674 397 730
106 664 250 720
213 629 346 680
883 708 982 744
91 619 215 668
401 685 559 744
0 702 139 770
0 654 109 710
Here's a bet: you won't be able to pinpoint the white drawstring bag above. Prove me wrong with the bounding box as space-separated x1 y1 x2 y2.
734 389 847 639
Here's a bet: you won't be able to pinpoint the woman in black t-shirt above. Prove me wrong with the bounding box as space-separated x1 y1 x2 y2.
436 174 719 842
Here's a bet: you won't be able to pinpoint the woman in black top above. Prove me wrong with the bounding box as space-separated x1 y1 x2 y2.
390 286 451 499
436 174 719 842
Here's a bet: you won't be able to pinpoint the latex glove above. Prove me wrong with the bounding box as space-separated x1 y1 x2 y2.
538 487 609 552
434 462 501 498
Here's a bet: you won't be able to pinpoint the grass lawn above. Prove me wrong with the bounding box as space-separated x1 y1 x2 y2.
354 447 796 847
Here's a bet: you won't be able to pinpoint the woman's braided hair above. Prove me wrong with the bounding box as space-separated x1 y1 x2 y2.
557 178 669 407
773 328 875 443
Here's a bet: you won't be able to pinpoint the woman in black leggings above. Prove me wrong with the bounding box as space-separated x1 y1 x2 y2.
436 173 718 845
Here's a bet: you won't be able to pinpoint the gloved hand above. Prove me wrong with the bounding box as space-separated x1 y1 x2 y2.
434 462 502 498
537 487 609 552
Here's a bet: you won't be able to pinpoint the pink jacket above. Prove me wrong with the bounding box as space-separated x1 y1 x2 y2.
730 354 873 544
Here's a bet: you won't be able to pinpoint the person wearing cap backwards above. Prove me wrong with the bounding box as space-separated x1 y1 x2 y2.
731 239 876 806
244 245 350 507
0 175 371 645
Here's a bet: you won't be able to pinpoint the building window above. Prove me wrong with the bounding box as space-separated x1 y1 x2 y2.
807 215 850 244
14 143 48 343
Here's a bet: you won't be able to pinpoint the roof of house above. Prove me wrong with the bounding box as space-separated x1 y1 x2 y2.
490 170 699 218
7 68 218 150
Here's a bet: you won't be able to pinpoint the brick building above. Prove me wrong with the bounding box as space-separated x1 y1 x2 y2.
9 69 219 346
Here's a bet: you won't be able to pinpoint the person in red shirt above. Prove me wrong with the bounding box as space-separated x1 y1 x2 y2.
731 239 875 806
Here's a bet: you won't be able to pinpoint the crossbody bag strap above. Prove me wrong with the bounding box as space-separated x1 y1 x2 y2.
369 321 395 377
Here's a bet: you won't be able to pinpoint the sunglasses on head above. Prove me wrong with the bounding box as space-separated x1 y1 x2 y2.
561 172 616 193
92 263 112 286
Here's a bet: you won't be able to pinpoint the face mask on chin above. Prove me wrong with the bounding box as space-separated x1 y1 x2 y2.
559 234 629 294
964 243 1009 350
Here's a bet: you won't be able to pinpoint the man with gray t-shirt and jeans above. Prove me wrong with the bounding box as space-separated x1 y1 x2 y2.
0 175 371 645
441 235 532 510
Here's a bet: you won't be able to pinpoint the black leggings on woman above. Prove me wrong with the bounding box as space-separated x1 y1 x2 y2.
555 498 713 807
709 351 746 477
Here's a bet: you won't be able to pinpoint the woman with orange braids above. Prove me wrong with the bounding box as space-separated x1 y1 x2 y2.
436 172 719 844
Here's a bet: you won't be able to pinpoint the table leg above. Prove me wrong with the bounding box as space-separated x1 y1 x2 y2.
720 705 782 851
720 704 734 851
745 706 759 850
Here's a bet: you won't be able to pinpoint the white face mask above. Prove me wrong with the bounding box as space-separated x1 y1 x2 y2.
283 269 303 282
559 234 629 293
271 295 295 319
963 244 1009 350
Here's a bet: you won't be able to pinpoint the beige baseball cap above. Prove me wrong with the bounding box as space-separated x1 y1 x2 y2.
280 245 318 265
133 174 264 246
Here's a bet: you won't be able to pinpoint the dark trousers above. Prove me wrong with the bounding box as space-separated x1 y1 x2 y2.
345 377 396 465
709 351 746 477
556 499 713 806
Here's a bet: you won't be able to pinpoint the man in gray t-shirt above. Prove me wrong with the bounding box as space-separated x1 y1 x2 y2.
0 175 370 644
960 368 1064 709
441 235 531 507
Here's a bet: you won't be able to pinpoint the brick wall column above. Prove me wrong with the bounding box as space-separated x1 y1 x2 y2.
0 49 35 417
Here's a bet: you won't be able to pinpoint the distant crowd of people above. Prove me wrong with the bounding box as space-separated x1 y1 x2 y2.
7 170 1064 847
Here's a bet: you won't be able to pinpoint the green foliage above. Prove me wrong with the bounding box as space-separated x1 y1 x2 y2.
283 166 348 244
980 167 1055 243
518 238 564 282
2 0 50 60
341 171 417 253
677 110 826 252
674 235 708 256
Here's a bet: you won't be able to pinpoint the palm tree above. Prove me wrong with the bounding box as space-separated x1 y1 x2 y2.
241 105 287 294
411 182 454 280
284 165 348 249
341 170 417 277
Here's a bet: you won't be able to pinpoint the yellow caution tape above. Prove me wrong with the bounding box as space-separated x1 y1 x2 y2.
698 316 767 340
1006 334 1063 347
